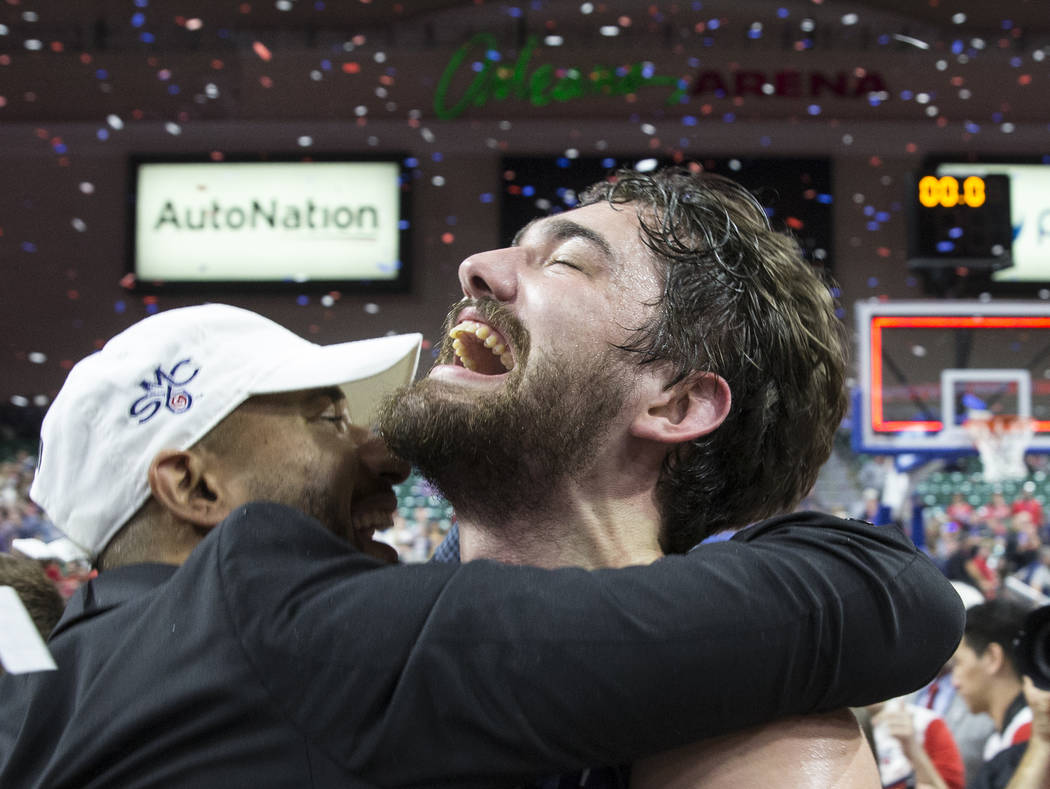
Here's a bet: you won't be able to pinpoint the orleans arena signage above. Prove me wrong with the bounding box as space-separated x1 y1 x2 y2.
131 159 406 287
433 33 887 120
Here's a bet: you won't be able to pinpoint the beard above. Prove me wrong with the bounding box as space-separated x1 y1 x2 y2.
376 301 631 528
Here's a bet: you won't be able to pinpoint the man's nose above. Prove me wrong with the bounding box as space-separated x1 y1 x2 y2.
357 431 411 485
458 247 522 303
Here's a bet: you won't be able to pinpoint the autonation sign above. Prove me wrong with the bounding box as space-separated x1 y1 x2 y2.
133 160 403 284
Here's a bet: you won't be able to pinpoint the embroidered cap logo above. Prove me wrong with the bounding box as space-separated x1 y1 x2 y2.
130 359 200 424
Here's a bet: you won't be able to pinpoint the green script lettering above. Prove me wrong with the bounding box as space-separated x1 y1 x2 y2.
433 33 684 119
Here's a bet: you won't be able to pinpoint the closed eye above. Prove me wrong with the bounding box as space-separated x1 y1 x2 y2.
551 259 581 271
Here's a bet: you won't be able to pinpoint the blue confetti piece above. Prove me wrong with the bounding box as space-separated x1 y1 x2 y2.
936 241 955 253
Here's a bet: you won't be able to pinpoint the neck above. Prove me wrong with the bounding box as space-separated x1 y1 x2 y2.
988 678 1025 731
457 441 666 569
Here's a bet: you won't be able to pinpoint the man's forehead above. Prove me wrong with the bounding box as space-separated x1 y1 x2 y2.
512 202 639 250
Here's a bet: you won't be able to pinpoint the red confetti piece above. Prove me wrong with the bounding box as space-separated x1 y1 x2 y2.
253 41 273 62
785 217 804 230
342 62 361 74
441 232 454 244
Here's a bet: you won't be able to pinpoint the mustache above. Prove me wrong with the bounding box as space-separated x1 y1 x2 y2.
435 297 531 367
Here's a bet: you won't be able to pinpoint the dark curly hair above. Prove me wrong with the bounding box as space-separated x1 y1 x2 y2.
579 166 849 553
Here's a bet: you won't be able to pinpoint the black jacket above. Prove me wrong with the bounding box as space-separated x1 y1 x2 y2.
0 503 963 788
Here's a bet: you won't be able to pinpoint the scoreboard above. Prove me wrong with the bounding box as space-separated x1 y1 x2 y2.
909 171 1013 270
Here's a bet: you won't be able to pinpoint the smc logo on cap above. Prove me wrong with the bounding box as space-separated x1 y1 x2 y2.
130 359 201 424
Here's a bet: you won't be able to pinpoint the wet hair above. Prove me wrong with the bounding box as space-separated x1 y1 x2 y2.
0 554 65 639
963 598 1032 677
579 166 849 552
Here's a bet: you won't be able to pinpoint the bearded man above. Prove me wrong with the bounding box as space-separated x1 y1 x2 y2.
380 166 938 786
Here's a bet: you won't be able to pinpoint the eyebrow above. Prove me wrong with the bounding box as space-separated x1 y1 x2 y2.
303 386 346 409
512 217 615 261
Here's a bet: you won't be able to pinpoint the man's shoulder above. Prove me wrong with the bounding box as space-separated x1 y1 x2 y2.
730 510 910 547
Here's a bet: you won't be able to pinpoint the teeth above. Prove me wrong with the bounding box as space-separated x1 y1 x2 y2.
449 320 515 372
352 509 395 533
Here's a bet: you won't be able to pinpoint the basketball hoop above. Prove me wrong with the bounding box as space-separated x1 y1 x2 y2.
963 414 1035 483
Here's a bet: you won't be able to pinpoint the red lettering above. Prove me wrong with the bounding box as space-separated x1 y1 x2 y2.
774 70 802 97
734 71 767 96
809 71 848 97
690 71 729 97
854 72 887 96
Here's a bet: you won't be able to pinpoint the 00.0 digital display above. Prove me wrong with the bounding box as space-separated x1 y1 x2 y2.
918 175 987 208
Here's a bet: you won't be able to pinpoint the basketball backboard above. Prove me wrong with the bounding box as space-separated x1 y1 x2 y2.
854 300 1050 455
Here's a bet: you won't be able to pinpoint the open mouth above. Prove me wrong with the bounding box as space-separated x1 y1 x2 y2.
449 319 515 374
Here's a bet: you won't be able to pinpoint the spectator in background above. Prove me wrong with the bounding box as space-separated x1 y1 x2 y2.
912 579 998 786
946 535 1000 600
1007 511 1044 579
1012 483 1045 535
980 493 1013 537
948 493 977 528
1019 547 1050 599
953 598 1036 788
868 697 964 789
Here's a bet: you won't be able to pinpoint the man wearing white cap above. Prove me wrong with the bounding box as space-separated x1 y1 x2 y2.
1 303 961 788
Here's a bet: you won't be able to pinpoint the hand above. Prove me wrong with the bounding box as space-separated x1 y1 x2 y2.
1023 676 1050 745
875 704 919 758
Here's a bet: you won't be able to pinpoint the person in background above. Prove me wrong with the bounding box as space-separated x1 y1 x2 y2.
867 697 964 789
953 598 1035 788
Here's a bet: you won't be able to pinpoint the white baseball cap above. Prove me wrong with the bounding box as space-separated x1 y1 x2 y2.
30 304 421 559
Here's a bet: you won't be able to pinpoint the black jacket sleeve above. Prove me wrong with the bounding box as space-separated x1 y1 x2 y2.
220 503 964 787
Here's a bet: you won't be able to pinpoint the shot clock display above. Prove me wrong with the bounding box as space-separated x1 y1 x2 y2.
909 172 1013 268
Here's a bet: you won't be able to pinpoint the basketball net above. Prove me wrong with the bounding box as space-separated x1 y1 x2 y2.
963 414 1035 483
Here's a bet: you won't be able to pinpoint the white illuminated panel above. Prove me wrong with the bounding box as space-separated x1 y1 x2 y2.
134 160 404 284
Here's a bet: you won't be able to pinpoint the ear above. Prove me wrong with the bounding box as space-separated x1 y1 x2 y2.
147 449 236 529
983 642 1007 675
630 371 731 445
